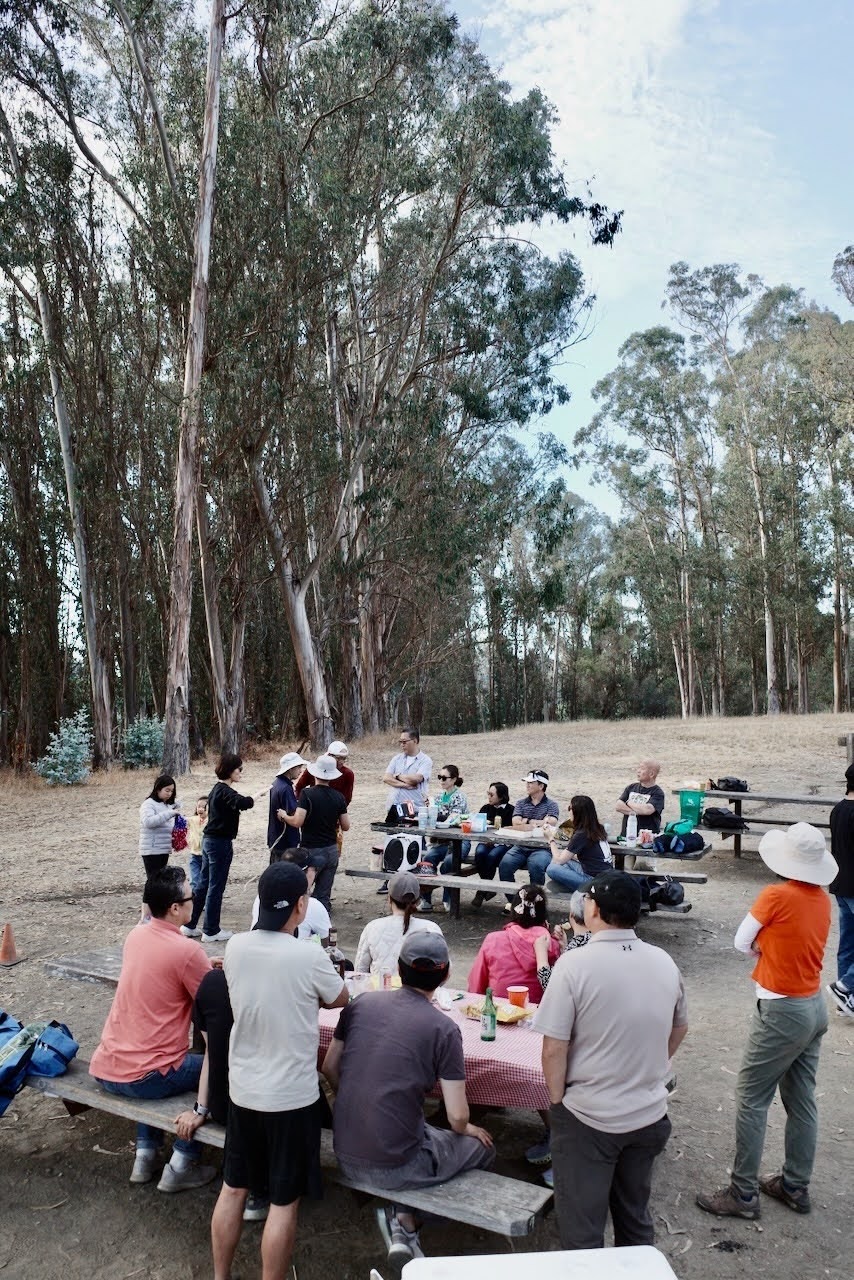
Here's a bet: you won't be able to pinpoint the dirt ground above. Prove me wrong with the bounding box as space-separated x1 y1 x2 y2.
1 713 852 1279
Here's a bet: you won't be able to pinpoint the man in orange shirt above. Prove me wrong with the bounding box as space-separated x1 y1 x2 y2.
697 823 837 1220
90 866 215 1192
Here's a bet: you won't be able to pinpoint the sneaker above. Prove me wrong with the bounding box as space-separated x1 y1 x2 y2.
503 902 512 914
827 980 854 1018
524 1130 551 1166
157 1161 217 1193
243 1193 270 1221
759 1173 811 1214
376 881 389 895
696 1185 760 1219
436 901 451 914
541 1167 554 1189
388 1215 424 1267
180 925 202 938
416 899 433 913
130 1148 160 1184
201 930 233 943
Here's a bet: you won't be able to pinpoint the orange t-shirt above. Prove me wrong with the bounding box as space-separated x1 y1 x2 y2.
750 881 830 997
90 919 211 1082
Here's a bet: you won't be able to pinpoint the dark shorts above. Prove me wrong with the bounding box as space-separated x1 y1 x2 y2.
142 853 169 876
223 1097 324 1206
336 1122 494 1189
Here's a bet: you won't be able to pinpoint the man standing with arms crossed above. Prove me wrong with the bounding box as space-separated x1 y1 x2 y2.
377 728 433 894
535 871 688 1249
210 862 348 1280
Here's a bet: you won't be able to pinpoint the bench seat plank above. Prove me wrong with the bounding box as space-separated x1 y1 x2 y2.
25 1061 551 1236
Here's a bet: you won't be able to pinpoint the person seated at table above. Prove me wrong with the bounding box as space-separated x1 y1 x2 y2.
467 884 563 1004
546 795 613 893
354 871 444 976
471 782 516 908
322 931 494 1268
89 866 216 1192
417 765 469 913
616 759 665 834
493 770 561 910
250 848 331 944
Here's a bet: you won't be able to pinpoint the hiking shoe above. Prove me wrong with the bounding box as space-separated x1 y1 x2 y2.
541 1166 554 1189
827 980 854 1018
416 899 433 912
243 1193 270 1221
180 925 202 938
524 1130 552 1166
376 881 389 895
157 1161 217 1193
388 1215 424 1267
436 901 450 913
130 1148 160 1184
696 1185 760 1219
470 890 495 910
201 930 233 943
759 1174 811 1214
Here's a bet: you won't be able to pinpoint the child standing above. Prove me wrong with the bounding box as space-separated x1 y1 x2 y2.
186 796 208 895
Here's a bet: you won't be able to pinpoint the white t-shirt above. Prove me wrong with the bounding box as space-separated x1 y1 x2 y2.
250 894 330 941
225 929 344 1111
353 914 443 976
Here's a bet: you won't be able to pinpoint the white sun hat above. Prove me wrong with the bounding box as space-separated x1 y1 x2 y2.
327 740 349 758
758 822 838 886
277 751 308 775
307 753 342 781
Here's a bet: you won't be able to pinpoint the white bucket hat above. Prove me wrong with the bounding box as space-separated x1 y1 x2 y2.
307 753 342 781
327 740 349 758
758 822 838 886
277 751 307 776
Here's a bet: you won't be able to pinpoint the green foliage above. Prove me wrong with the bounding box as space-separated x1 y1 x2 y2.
123 716 166 769
34 709 91 785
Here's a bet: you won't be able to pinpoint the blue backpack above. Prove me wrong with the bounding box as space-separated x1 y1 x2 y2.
0 1010 79 1117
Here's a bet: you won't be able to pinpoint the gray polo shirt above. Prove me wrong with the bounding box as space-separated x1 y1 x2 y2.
534 929 687 1133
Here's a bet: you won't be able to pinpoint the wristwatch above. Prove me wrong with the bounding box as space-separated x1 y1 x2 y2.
193 1102 210 1118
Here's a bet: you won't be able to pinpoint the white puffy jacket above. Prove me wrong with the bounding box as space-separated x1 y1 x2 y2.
139 798 177 859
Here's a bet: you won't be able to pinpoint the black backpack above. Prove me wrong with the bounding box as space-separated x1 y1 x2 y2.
702 806 749 831
649 878 686 908
708 777 749 793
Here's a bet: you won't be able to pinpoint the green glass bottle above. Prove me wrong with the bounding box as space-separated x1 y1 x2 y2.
481 987 497 1042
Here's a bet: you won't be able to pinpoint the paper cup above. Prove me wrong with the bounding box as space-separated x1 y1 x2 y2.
507 986 529 1008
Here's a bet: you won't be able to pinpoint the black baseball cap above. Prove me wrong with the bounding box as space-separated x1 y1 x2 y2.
586 870 642 924
256 862 308 931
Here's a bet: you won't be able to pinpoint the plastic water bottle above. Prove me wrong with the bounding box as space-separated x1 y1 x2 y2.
481 987 497 1042
626 814 638 847
427 801 439 827
417 806 428 830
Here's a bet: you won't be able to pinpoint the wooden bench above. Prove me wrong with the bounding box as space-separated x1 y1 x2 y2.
345 868 706 916
673 789 837 858
25 1060 552 1238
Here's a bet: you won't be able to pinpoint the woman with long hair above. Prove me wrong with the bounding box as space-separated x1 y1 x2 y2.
467 883 562 1003
417 764 469 913
546 794 613 892
353 871 444 976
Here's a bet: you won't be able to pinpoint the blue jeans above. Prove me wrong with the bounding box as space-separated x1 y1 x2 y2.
420 842 472 904
305 844 339 913
474 843 509 879
835 896 854 989
190 836 233 935
188 853 203 894
498 846 550 899
546 859 590 892
97 1053 204 1156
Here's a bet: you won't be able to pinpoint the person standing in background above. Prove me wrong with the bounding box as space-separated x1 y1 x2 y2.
183 755 261 944
284 754 351 913
296 741 354 863
267 752 307 863
377 728 433 896
186 795 208 894
827 762 854 1018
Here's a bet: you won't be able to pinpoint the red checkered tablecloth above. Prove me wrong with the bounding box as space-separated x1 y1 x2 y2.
318 989 549 1112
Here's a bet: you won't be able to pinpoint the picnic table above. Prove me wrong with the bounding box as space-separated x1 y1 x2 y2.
673 788 837 858
319 989 549 1111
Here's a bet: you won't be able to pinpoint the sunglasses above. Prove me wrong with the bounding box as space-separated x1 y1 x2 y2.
437 774 452 781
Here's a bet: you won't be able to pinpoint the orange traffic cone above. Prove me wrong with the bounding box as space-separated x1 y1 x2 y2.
0 922 25 967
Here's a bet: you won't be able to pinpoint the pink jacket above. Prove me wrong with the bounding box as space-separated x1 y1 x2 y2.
467 924 561 1003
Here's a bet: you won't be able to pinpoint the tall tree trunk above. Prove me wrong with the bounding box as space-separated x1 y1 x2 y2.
162 0 226 774
196 492 245 753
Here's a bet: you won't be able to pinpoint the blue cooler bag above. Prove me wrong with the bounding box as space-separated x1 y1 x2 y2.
28 1020 79 1077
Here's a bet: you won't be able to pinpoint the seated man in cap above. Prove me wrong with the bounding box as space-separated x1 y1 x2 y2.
283 754 351 913
487 769 560 908
211 862 349 1280
268 751 308 863
323 931 494 1267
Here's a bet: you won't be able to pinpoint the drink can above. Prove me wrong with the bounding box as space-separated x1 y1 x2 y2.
494 815 502 831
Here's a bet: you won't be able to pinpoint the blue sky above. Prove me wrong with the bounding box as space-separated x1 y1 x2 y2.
453 0 853 511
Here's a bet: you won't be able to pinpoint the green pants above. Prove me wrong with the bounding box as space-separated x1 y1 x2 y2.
732 994 827 1196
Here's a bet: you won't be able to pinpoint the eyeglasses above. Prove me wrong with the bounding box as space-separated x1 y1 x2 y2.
178 894 194 903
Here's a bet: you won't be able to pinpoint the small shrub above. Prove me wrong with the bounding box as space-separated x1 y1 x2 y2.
123 715 165 769
35 709 92 786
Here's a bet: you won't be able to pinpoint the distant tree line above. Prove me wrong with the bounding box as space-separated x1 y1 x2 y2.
0 2 850 770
